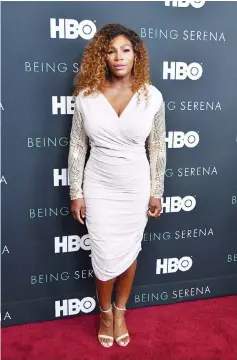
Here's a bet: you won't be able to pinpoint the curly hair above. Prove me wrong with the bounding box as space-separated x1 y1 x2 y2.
72 23 152 106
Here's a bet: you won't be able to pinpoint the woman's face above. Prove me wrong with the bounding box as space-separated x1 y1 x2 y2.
105 35 136 77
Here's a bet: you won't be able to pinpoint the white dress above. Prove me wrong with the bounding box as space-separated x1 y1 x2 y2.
68 84 166 281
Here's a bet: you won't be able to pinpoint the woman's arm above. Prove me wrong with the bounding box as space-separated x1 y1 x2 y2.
68 97 89 200
147 99 167 199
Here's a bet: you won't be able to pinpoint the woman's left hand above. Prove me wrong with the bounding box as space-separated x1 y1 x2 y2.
147 197 162 218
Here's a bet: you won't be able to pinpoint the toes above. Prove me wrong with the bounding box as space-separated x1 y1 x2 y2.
99 337 113 347
99 338 104 345
100 339 109 347
119 336 130 346
119 340 126 346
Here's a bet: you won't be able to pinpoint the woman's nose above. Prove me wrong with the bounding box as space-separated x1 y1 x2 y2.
114 51 123 61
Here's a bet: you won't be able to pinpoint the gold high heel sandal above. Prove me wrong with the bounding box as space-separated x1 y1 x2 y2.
113 302 130 347
98 305 114 348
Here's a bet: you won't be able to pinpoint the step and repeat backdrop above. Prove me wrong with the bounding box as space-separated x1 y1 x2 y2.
1 0 237 327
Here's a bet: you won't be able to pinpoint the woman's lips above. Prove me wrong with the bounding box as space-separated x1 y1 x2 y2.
114 64 127 69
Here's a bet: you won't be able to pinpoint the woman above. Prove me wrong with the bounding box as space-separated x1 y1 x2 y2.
68 23 166 348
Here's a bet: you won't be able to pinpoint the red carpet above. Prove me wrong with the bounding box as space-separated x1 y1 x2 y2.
2 295 237 360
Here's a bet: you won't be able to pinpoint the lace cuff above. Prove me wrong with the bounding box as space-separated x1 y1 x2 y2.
148 100 167 199
68 97 89 200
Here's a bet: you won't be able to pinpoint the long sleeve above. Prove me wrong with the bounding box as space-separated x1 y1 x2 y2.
147 100 167 199
68 97 89 200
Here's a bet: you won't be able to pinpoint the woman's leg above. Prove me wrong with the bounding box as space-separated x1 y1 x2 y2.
113 259 137 345
95 276 117 345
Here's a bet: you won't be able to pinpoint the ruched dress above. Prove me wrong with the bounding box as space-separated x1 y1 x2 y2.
68 84 166 281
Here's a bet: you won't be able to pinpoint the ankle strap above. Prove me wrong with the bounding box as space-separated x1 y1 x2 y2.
99 304 112 312
113 302 126 311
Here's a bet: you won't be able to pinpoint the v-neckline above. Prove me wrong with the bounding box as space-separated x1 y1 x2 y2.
99 90 137 120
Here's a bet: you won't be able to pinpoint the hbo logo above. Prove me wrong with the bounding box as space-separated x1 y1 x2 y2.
163 61 203 80
162 196 196 213
156 256 193 274
54 235 91 254
50 19 96 39
53 168 68 186
52 96 74 115
55 297 96 317
166 131 199 148
165 0 205 8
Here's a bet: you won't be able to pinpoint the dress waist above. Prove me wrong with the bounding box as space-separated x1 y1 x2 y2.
90 145 146 163
83 145 150 198
85 145 149 181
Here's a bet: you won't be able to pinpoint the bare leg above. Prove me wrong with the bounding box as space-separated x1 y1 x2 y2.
113 259 137 346
95 276 116 346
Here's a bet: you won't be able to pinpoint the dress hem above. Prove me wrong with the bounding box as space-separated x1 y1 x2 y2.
92 244 142 282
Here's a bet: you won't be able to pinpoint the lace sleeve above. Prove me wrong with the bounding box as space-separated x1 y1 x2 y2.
147 100 167 199
68 97 89 200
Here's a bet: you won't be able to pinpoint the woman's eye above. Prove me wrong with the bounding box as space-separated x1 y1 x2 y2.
107 49 130 54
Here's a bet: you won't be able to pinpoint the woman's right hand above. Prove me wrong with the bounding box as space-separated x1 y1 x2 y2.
70 198 86 225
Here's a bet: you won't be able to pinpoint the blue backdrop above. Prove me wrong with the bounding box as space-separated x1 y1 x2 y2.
1 0 237 326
